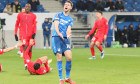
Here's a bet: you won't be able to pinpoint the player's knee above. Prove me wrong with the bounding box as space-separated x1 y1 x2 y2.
57 56 62 61
66 56 72 61
95 42 100 47
90 43 94 48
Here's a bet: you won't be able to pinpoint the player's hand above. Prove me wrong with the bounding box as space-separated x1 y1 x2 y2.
58 32 64 40
15 35 18 41
29 39 34 46
67 34 72 39
104 35 107 40
85 35 89 40
67 31 72 39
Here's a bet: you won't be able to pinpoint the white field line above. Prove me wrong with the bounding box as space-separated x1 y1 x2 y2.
96 53 139 57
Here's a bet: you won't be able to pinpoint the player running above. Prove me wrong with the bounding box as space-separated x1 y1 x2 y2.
23 45 53 75
15 3 37 69
0 42 22 72
85 11 109 59
52 1 75 84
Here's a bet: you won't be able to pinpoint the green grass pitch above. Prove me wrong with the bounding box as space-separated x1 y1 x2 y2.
0 48 140 84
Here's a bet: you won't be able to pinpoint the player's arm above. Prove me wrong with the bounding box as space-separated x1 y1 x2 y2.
42 23 46 30
54 21 64 40
66 26 72 39
66 19 73 39
104 19 109 40
30 15 37 46
15 14 20 41
3 42 22 53
85 22 97 40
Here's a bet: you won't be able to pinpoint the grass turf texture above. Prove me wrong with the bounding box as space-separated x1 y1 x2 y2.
0 48 140 84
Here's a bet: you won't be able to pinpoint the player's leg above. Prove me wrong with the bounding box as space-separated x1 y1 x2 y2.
43 34 47 49
47 34 51 49
56 53 63 80
95 41 104 59
89 37 97 59
23 45 28 69
28 46 32 59
19 46 23 57
64 50 75 84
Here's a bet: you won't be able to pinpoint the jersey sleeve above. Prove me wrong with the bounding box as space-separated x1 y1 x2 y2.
104 19 109 35
68 19 73 27
15 13 20 35
53 12 60 22
88 21 97 36
0 49 4 54
33 14 37 34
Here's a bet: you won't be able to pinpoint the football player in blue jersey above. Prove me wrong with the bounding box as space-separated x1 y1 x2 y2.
52 1 75 84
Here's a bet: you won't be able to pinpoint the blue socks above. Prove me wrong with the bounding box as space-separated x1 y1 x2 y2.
57 61 63 80
57 61 72 80
65 61 72 79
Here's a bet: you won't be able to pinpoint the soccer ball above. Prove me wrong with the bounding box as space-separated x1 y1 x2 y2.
0 64 2 72
123 43 128 48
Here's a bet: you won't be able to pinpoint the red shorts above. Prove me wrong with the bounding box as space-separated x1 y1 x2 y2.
91 35 104 44
22 37 35 46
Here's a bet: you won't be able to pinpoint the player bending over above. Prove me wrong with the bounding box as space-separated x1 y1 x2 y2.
0 42 22 72
85 11 109 59
52 1 75 84
15 3 37 69
24 45 53 75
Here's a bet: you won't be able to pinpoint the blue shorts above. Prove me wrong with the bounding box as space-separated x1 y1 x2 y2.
52 37 71 56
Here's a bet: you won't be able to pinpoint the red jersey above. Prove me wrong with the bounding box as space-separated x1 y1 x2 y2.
88 17 109 37
27 59 48 75
24 46 49 75
15 12 37 38
0 49 4 54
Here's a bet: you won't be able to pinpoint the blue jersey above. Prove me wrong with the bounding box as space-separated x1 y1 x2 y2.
52 12 73 37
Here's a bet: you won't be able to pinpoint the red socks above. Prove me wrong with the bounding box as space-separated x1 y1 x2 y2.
28 52 32 59
90 47 95 56
97 45 103 52
20 46 23 53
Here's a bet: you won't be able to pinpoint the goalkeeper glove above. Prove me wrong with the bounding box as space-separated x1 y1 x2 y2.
15 35 18 41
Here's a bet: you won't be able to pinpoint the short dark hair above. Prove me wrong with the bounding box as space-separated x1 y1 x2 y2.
65 0 73 8
96 10 103 15
33 63 40 70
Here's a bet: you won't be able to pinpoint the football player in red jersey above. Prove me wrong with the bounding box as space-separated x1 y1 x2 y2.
0 42 22 72
85 11 109 59
23 45 53 75
15 3 37 69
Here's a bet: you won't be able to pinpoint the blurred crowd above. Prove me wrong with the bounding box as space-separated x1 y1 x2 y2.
76 0 124 12
114 24 140 46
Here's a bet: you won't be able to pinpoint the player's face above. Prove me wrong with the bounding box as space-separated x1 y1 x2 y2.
25 4 31 13
64 2 72 12
96 12 102 19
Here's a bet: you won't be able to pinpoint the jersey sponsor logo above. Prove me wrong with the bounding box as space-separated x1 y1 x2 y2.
60 19 68 25
66 44 70 48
